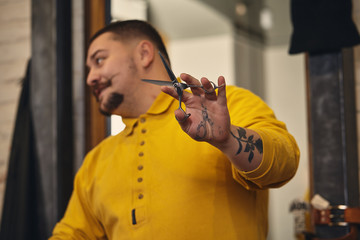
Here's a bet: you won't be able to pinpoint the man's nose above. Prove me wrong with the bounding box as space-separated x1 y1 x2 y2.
86 69 100 86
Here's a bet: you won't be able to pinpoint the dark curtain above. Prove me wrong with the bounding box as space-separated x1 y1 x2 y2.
0 60 47 240
289 0 360 54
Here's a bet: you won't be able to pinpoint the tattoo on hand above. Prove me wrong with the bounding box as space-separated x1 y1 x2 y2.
195 104 214 140
230 127 263 163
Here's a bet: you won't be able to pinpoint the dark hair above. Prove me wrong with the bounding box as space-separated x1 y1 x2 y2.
90 20 170 65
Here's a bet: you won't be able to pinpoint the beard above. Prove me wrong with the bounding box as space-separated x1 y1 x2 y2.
99 92 124 116
93 58 137 116
92 75 123 116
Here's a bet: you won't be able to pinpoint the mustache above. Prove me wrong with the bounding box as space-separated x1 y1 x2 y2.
92 80 112 99
91 73 119 100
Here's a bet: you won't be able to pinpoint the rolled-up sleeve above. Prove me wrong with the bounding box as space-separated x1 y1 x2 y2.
226 86 300 190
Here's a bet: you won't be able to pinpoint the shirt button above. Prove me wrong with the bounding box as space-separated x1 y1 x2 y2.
138 152 144 157
138 165 143 170
140 118 146 123
141 129 147 134
137 177 143 182
138 194 144 199
140 141 145 146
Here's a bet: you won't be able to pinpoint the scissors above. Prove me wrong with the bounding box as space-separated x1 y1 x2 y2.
142 51 224 117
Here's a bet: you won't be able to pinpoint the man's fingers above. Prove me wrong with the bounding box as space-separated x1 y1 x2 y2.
180 73 200 85
217 76 227 105
200 77 217 100
161 86 179 100
174 108 191 126
180 73 203 95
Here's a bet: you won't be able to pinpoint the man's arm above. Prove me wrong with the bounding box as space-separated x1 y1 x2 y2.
162 73 299 188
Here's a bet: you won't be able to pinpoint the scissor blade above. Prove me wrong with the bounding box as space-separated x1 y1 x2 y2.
141 79 174 87
158 51 177 84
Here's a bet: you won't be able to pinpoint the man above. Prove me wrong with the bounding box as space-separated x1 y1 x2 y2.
50 20 299 239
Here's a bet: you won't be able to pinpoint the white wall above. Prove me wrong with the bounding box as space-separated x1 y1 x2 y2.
265 46 308 240
234 34 265 98
168 34 235 85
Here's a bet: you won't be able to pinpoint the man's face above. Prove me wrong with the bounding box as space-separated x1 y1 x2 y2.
86 32 140 116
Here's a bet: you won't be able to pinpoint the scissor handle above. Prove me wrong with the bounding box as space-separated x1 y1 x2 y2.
186 81 224 93
210 81 219 89
203 81 224 93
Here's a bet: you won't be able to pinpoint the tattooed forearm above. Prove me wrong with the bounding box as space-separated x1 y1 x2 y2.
195 104 214 140
230 127 263 163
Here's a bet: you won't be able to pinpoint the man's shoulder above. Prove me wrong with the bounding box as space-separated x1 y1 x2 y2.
78 134 122 178
85 134 121 161
225 85 261 102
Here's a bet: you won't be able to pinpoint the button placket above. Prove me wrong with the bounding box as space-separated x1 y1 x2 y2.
136 117 146 201
131 117 148 226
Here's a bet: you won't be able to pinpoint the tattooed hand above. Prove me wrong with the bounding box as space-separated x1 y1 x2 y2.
161 73 231 145
162 73 263 172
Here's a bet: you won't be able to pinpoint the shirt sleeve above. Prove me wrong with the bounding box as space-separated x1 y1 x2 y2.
226 86 300 190
49 153 106 240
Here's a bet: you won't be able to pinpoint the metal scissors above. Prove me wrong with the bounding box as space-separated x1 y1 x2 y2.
142 51 224 117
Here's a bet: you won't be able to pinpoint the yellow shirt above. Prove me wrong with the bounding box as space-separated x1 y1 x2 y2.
51 86 299 240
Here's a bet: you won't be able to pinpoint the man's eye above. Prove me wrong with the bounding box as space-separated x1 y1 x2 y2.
96 58 104 65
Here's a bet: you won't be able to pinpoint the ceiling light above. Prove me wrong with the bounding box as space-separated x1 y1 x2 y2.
235 3 247 16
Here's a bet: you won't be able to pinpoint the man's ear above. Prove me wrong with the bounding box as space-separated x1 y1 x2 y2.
137 40 155 68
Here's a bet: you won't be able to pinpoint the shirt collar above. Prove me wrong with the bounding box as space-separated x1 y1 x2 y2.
121 92 175 136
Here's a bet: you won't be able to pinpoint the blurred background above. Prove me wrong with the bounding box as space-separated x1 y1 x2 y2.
0 0 359 239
